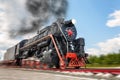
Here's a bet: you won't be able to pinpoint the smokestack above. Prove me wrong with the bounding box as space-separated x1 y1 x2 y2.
10 0 68 37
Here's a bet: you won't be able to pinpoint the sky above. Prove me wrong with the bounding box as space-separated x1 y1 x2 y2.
0 0 120 60
67 0 120 55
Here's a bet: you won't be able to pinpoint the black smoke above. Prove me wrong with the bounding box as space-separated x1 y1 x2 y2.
10 0 68 37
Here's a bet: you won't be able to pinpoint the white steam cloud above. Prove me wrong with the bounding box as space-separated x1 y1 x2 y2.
106 10 120 27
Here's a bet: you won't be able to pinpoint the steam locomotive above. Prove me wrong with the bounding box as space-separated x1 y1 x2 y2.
4 18 88 69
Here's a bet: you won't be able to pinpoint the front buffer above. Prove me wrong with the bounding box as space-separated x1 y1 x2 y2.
66 52 86 69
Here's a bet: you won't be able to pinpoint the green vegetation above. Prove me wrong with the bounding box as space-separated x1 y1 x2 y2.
87 52 120 67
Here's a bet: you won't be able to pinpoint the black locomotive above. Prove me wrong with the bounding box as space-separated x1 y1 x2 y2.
4 18 88 69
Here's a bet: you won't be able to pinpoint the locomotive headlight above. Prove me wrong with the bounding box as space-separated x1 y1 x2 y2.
71 19 76 24
64 19 76 25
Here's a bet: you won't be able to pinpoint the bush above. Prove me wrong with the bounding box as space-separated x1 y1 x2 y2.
88 52 120 67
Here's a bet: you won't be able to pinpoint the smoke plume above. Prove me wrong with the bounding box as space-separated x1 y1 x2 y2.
10 0 68 37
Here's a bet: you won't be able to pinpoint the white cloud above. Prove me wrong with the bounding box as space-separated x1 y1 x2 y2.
86 48 100 56
106 10 120 27
86 35 120 56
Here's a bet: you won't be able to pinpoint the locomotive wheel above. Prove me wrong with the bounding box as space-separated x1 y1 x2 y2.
60 64 66 69
60 61 66 69
40 61 54 68
40 63 50 69
43 64 48 69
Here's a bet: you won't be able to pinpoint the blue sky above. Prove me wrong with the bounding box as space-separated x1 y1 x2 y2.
66 0 120 55
0 0 120 60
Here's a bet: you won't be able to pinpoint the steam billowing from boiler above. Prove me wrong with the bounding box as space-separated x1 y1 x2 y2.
10 0 68 37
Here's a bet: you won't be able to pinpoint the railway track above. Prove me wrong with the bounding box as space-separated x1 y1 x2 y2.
0 65 120 80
